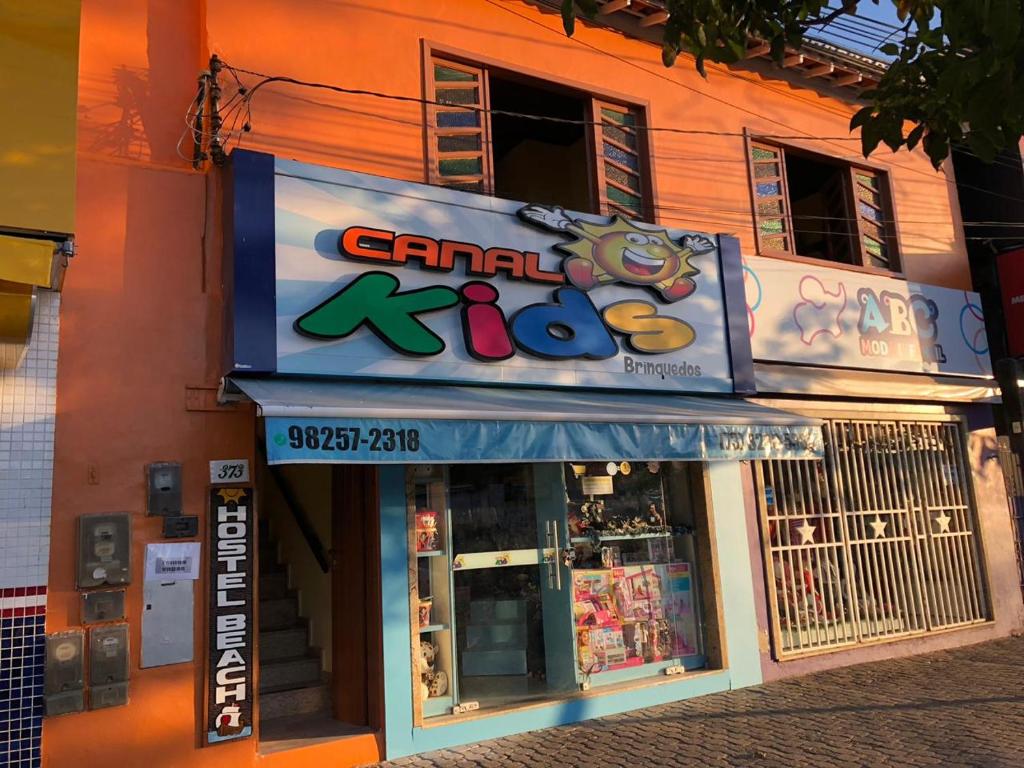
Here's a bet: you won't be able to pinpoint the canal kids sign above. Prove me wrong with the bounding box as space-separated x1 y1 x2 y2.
226 151 744 393
744 256 992 377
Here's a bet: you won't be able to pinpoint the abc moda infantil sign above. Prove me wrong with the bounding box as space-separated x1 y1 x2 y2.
744 256 992 378
205 487 254 746
226 151 750 393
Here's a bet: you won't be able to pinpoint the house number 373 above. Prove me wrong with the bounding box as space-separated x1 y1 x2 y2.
209 460 250 484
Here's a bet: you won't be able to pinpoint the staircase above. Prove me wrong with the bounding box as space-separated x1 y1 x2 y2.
258 531 331 724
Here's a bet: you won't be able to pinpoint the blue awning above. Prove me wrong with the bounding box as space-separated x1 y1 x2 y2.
230 378 822 464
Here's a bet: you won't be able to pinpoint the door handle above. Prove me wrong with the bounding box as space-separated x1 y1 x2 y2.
551 521 562 591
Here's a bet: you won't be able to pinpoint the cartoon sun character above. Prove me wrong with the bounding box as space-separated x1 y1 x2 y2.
518 205 715 302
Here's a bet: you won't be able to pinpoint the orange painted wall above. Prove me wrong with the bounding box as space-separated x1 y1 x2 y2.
46 1 979 767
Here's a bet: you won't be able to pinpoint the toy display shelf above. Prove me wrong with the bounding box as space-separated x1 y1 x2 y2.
419 623 449 634
570 531 672 544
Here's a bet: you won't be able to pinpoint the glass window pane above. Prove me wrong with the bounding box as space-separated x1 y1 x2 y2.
752 146 777 161
855 172 877 189
605 162 639 191
444 181 484 193
603 143 639 171
434 64 476 82
762 234 786 250
856 184 881 207
759 218 784 235
602 123 637 150
601 107 636 126
756 181 781 197
754 162 780 178
439 156 482 176
436 87 478 106
607 185 642 209
438 134 482 152
437 110 480 128
757 200 782 217
859 201 881 221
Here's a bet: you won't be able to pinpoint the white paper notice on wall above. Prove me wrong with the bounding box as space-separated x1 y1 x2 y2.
209 459 250 484
581 476 614 496
144 542 201 582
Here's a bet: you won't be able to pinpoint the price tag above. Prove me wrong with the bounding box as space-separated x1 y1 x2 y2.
209 459 249 484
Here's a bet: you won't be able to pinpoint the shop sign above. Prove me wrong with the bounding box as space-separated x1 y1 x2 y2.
997 247 1024 357
227 151 750 393
263 417 823 464
204 487 254 746
744 256 992 377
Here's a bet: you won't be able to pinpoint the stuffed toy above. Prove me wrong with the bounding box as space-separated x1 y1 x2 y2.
418 640 448 700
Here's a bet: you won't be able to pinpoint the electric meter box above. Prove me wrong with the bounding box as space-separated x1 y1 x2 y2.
147 461 182 516
81 589 126 624
89 623 129 684
44 630 85 716
77 513 131 588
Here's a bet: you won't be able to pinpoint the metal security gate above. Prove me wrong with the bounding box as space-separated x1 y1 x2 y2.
755 418 989 657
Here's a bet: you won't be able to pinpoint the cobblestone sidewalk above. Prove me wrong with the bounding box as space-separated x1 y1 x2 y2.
382 636 1024 768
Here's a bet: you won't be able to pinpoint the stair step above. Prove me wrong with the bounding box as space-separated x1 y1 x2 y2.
259 597 298 631
259 655 322 692
260 571 290 600
260 626 310 662
259 682 331 721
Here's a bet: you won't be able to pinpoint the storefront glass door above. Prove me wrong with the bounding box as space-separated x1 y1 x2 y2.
447 463 577 710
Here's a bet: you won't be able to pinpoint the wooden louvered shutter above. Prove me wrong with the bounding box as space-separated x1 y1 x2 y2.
592 100 650 220
748 141 796 255
427 58 493 194
850 167 900 271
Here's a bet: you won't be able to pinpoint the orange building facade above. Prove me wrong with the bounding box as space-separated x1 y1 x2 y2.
30 1 1024 767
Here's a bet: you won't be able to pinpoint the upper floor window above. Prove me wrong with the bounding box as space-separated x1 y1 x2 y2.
427 55 652 220
748 140 900 273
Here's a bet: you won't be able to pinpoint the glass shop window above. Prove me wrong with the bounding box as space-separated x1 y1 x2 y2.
407 460 709 722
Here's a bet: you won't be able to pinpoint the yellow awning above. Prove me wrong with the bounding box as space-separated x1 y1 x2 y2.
0 234 54 287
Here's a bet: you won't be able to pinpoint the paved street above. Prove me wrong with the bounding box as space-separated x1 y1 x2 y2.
383 636 1024 768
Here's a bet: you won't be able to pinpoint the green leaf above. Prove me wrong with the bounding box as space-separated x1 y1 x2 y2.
662 42 679 68
850 106 875 130
905 124 926 150
861 117 884 157
921 130 949 170
561 0 575 36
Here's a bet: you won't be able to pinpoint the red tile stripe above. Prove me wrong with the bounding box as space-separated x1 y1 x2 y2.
0 585 47 598
0 604 46 618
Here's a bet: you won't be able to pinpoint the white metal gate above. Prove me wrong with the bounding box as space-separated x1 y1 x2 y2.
756 418 989 657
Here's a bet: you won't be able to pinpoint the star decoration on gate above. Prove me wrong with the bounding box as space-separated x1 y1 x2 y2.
933 511 952 533
796 519 816 544
869 516 888 538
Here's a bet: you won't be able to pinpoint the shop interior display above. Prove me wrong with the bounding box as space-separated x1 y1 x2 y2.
408 461 707 719
566 461 703 679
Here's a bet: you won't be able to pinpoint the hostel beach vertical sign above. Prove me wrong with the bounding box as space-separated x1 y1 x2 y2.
205 487 254 745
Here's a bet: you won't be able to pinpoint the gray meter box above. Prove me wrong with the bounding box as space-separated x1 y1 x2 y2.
44 630 85 716
89 623 129 684
147 461 182 516
81 589 126 624
142 580 194 667
78 513 131 588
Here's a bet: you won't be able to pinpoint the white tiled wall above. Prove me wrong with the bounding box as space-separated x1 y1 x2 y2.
0 290 59 589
